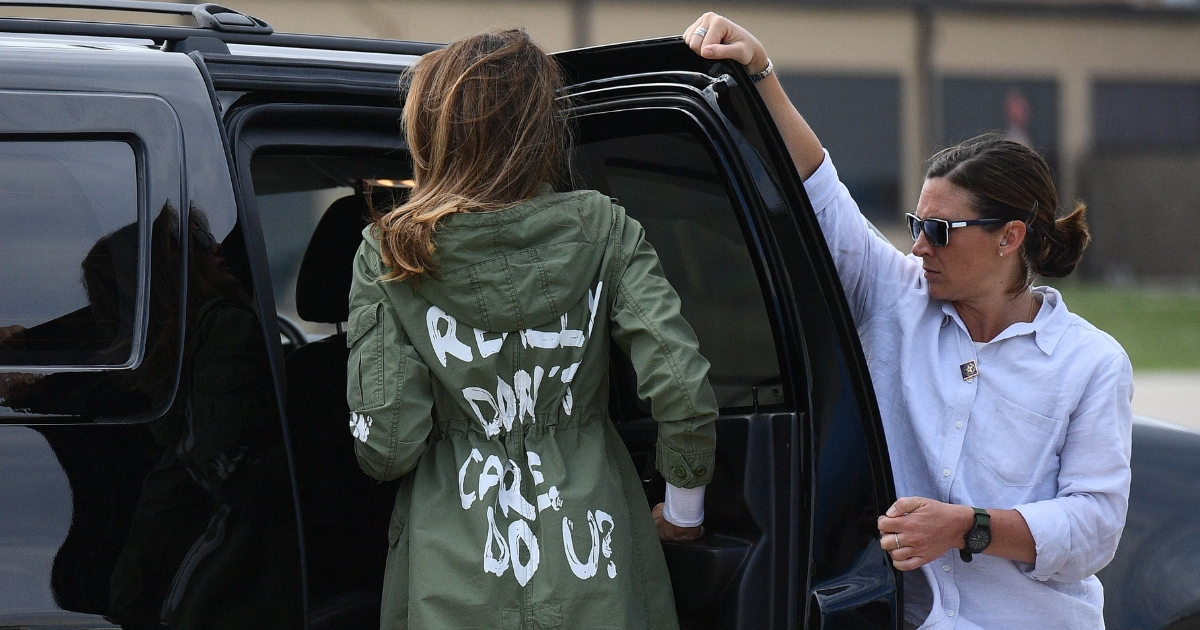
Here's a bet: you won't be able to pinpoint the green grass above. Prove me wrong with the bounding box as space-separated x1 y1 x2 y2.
1044 280 1200 371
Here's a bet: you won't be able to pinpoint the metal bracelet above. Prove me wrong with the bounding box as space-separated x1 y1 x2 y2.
750 58 774 83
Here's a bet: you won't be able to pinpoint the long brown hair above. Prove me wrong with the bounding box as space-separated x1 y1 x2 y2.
375 29 569 281
927 134 1090 292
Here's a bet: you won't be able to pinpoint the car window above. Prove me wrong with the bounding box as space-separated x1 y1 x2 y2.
573 125 784 410
251 153 411 337
0 140 139 368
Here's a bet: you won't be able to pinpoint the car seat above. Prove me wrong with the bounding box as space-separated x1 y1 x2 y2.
285 191 402 630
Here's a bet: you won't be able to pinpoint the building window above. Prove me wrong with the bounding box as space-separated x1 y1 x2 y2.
777 74 901 222
1094 81 1200 148
941 78 1058 165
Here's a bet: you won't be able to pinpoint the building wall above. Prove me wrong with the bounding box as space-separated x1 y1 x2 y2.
214 1 1200 278
225 1 1200 209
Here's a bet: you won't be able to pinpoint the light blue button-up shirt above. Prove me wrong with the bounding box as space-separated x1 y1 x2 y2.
805 152 1133 629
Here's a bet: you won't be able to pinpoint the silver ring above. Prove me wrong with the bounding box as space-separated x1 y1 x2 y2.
693 26 708 37
893 532 901 549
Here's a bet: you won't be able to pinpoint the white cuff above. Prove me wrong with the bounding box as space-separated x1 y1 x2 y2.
663 483 705 527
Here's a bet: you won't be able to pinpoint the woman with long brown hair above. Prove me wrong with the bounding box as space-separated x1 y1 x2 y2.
683 13 1132 629
347 30 715 628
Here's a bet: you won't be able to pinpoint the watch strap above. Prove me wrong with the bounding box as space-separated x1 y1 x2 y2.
973 506 991 528
960 507 991 562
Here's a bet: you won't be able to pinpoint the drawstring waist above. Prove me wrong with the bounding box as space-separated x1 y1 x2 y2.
430 401 609 442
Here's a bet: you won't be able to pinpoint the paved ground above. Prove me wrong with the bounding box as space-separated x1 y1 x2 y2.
1132 371 1200 431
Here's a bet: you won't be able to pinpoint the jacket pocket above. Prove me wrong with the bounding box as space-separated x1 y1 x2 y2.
347 302 384 410
976 397 1063 487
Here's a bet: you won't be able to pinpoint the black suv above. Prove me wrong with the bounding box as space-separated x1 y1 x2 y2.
0 2 1198 629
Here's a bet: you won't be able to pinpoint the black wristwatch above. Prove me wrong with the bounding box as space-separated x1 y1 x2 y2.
960 507 992 562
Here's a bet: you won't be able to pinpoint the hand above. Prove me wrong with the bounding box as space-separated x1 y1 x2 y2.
682 13 769 74
0 324 25 349
0 372 37 401
653 502 704 542
877 496 974 571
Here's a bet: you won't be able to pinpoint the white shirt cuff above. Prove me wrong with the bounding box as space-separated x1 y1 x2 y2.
663 483 705 528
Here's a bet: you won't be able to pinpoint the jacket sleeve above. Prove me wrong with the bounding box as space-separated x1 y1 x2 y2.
609 215 717 490
1014 352 1134 582
346 241 435 481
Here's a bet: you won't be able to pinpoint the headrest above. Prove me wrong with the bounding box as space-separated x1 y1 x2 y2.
295 193 390 324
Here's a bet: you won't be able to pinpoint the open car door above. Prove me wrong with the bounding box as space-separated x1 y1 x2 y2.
555 39 900 630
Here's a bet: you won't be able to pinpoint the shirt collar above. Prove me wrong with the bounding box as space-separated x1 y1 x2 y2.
938 285 1069 355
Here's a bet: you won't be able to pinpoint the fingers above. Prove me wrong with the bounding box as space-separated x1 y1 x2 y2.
886 496 925 517
664 524 704 542
890 551 933 572
682 15 705 46
681 12 758 67
877 530 934 571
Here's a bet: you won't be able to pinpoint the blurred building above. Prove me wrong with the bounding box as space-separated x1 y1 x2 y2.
208 0 1200 280
11 0 1196 279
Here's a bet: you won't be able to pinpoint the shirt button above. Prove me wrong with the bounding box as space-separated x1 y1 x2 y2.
672 466 687 479
947 610 955 617
942 564 949 572
955 421 963 429
695 466 707 477
943 468 951 477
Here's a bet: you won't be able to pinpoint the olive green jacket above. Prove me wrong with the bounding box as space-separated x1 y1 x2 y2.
347 187 718 630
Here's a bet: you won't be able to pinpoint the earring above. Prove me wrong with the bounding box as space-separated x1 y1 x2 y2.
999 251 1005 257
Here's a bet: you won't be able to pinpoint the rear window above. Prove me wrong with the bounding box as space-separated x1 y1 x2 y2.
0 140 140 368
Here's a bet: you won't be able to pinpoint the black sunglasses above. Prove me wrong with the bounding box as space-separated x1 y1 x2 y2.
906 213 1004 247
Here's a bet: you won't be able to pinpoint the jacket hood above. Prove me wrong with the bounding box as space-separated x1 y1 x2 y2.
364 186 615 332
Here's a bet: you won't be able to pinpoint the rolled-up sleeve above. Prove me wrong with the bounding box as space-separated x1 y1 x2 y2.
1014 353 1134 582
610 215 717 490
346 242 435 481
803 150 923 325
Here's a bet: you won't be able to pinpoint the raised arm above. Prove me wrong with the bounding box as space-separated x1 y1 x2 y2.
683 13 824 180
683 13 923 325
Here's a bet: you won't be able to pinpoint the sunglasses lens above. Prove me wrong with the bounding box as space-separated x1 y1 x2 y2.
929 221 948 247
907 215 953 246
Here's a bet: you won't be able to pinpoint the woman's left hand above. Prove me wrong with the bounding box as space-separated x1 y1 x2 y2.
652 502 704 542
877 496 973 571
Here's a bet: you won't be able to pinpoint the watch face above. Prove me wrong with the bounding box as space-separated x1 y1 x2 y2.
967 528 991 553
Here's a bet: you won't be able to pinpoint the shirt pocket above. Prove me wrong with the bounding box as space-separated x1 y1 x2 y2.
346 302 384 411
976 397 1063 487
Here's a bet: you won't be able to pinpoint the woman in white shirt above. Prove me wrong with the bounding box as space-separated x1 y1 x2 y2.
684 13 1133 629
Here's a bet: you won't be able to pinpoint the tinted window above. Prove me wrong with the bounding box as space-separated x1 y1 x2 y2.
0 141 138 367
1094 81 1200 148
574 125 783 409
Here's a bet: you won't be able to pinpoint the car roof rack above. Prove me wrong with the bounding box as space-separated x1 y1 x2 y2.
0 0 271 33
0 0 442 55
